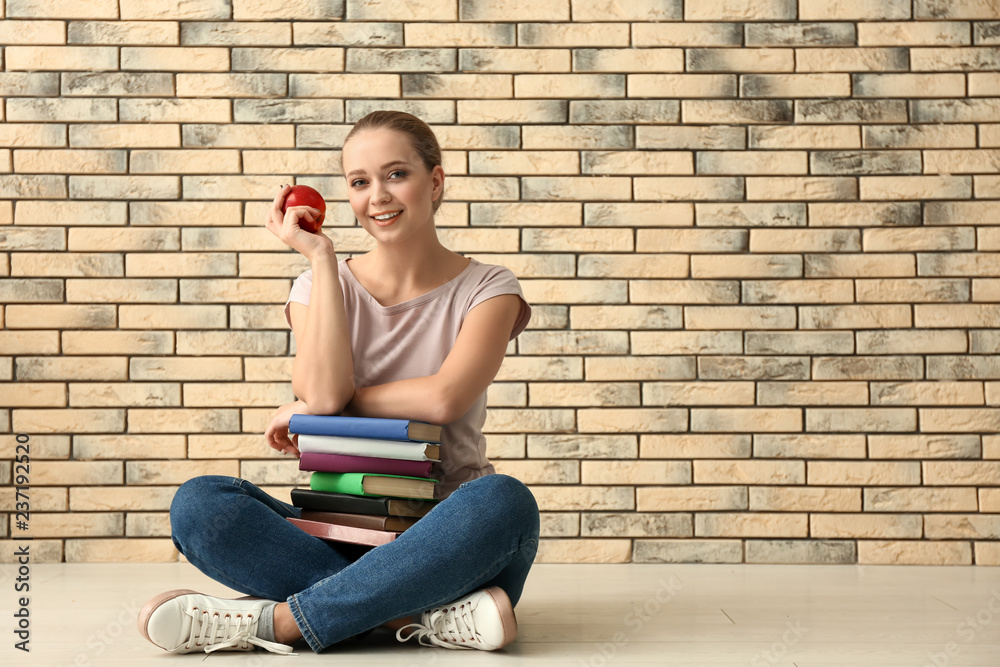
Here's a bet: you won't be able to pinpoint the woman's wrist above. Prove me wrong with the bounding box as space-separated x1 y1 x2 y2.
308 244 338 267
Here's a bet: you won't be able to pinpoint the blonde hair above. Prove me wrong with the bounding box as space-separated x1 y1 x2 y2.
343 110 444 212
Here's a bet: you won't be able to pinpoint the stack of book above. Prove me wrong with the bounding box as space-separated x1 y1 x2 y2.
285 414 443 548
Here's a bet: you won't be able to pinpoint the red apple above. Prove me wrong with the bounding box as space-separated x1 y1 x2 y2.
282 185 326 233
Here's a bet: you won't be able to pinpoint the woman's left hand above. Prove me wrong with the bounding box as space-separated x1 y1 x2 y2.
265 400 310 457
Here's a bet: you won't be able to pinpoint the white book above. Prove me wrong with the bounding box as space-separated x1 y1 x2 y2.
296 434 441 462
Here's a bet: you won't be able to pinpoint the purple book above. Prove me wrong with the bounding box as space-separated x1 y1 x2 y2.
299 452 433 478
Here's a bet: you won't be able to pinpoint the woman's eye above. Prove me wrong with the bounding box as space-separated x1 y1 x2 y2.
388 170 406 179
351 179 366 187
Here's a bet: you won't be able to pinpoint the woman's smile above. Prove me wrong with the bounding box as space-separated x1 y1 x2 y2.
371 210 402 226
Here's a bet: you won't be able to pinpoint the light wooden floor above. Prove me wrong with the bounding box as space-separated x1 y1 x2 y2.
4 561 999 665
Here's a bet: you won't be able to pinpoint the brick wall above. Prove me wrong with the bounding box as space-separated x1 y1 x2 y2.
1 0 999 566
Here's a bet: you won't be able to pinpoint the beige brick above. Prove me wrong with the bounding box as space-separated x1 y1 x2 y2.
858 21 970 46
127 459 239 484
7 98 116 123
515 74 623 99
571 0 680 20
586 356 696 381
62 72 174 97
806 253 914 278
177 331 285 356
345 47 455 73
11 251 121 276
29 512 123 538
458 100 566 124
15 356 126 381
859 541 972 566
815 356 924 381
809 461 921 485
466 253 575 278
702 356 806 383
522 177 630 202
176 73 286 98
245 150 343 176
912 99 1000 123
633 22 740 47
578 254 687 280
67 383 179 408
631 279 738 304
487 383 527 408
753 433 865 459
67 227 178 252
582 512 692 538
570 304 680 329
6 304 116 329
7 0 116 18
691 408 801 433
70 123 180 148
635 177 743 201
530 486 635 512
696 513 807 538
14 409 124 434
976 175 1000 198
750 229 860 253
644 381 753 406
917 304 1000 328
121 47 229 71
747 332 853 356
862 125 976 152
812 149 923 176
405 22 513 47
685 0 794 20
179 278 287 303
857 278 969 303
750 125 860 149
496 356 582 382
468 153 577 178
575 48 683 73
697 151 807 175
685 305 796 330
528 434 636 459
748 540 857 564
749 487 860 512
29 461 121 486
866 487 978 512
181 21 290 46
74 435 185 462
0 383 65 407
925 460 1000 485
757 382 867 406
183 382 293 407
631 331 742 355
926 149 1000 175
126 408 239 434
627 73 735 98
741 279 852 304
856 73 966 98
231 0 344 19
519 330 627 354
916 0 1000 19
235 99 345 124
578 408 686 433
688 48 793 72
807 407 917 432
0 332 59 355
522 228 631 253
800 0 910 19
182 124 293 149
522 125 630 150
125 255 235 279
857 329 967 354
683 100 792 124
911 47 1000 72
813 513 920 539
926 356 1000 379
69 176 179 200
484 408 575 433
581 460 689 485
798 99 908 124
0 123 66 148
921 409 1000 433
0 227 66 251
62 332 173 355
747 176 857 201
869 434 982 459
642 434 749 458
638 486 745 512
129 149 242 175
691 254 801 279
0 20 66 44
971 73 1000 96
798 47 909 73
694 461 806 484
799 305 912 329
980 124 1000 147
518 22 629 47
130 357 242 381
925 515 1000 539
232 47 344 72
460 48 568 73
536 538 631 563
633 539 743 564
977 542 1000 565
583 151 691 175
0 72 60 96
741 73 849 98
810 202 921 227
460 0 567 20
431 125 520 149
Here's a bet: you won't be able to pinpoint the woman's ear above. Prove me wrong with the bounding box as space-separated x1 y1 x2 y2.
431 164 445 202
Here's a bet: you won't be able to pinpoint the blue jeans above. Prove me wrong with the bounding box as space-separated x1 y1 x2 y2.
169 472 540 653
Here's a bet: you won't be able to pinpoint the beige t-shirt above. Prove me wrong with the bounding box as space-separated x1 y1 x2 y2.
283 257 532 500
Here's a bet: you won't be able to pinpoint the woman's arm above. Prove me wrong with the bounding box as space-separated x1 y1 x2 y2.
346 294 523 425
266 184 355 415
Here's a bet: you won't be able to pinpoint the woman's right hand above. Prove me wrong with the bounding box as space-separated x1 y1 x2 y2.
264 399 311 457
265 184 335 263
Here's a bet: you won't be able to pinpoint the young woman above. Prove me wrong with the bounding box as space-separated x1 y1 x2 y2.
137 111 540 656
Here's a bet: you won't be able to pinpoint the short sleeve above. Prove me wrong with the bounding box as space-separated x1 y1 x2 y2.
467 265 532 340
283 269 313 331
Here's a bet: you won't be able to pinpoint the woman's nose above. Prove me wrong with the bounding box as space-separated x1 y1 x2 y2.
370 181 390 204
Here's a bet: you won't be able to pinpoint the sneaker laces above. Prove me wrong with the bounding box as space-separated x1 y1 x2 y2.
396 602 479 650
183 607 298 656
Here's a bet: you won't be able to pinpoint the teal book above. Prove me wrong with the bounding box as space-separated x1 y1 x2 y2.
310 471 437 501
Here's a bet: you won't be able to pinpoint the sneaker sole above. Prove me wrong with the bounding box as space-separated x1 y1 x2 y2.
482 586 517 650
137 589 201 648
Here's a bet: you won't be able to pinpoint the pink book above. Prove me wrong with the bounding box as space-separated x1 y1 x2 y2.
298 451 433 478
287 517 400 547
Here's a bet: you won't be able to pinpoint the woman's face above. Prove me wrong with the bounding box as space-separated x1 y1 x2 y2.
342 128 444 245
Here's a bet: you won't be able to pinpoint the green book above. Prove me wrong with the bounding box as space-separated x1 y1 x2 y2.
310 471 437 501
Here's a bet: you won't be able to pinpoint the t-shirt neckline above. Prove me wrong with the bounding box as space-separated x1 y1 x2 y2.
341 257 478 314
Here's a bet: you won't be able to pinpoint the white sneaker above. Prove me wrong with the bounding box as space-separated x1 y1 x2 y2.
138 589 298 655
396 586 517 650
